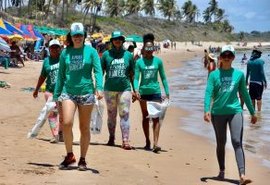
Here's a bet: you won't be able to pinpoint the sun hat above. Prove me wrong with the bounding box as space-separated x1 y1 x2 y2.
70 22 85 36
220 45 235 56
110 30 125 42
49 39 61 47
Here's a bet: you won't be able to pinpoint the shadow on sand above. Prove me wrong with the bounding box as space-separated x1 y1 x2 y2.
201 176 239 184
27 162 99 174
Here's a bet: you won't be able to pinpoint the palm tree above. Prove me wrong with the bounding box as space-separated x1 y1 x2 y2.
182 0 198 23
222 19 233 33
157 0 177 21
215 8 225 22
208 0 218 22
104 0 125 17
141 0 155 17
125 0 141 16
82 0 102 32
203 7 211 23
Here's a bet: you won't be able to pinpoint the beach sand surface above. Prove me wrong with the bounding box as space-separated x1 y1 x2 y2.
0 43 269 185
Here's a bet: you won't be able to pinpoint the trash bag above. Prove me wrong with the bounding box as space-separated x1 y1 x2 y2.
27 96 57 138
90 97 104 134
147 99 170 123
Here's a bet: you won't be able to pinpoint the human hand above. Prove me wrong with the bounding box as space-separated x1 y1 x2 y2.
204 112 211 123
33 90 38 98
251 115 257 124
135 91 141 100
96 91 104 100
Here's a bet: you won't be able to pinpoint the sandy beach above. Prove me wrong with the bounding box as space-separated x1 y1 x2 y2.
0 42 269 185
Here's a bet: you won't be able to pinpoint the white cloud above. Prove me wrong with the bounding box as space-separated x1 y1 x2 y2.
243 12 256 19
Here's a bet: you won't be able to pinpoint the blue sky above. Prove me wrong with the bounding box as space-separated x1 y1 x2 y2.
177 0 270 32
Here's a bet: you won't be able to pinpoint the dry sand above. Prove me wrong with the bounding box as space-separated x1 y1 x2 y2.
0 43 269 185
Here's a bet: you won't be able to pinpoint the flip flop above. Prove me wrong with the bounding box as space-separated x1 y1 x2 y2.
122 143 132 150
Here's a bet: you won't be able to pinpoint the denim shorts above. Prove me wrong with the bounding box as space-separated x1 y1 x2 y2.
140 93 162 102
59 93 96 105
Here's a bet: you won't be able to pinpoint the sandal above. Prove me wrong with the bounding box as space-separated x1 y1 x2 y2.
152 145 161 153
240 178 252 185
122 143 132 150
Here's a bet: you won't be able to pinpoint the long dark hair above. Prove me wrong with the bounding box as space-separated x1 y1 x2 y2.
65 32 87 47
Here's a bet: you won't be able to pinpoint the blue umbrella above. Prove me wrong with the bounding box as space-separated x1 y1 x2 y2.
0 27 12 35
0 37 11 52
3 20 24 35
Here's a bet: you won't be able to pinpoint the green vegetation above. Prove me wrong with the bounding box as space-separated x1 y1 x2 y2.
0 0 269 41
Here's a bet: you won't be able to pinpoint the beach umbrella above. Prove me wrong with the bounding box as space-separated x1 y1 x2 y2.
0 27 12 35
102 35 111 43
8 34 24 41
0 37 11 52
126 34 143 42
91 33 103 39
3 19 24 35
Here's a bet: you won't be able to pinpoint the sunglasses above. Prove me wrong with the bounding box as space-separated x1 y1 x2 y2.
144 46 154 51
220 52 234 59
112 37 123 41
72 34 84 38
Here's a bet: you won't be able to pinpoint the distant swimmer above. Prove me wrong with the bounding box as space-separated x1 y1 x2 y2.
241 53 247 64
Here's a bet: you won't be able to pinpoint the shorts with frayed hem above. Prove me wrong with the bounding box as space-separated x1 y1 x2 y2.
58 93 95 105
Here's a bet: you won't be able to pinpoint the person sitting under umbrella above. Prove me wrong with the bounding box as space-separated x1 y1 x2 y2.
10 41 24 67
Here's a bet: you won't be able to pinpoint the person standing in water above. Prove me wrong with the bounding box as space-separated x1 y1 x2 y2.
204 45 257 185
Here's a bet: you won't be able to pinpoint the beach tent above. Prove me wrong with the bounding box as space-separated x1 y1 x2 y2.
34 26 69 36
18 24 37 41
2 19 24 35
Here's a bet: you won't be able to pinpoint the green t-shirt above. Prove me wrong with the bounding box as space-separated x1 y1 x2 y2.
53 45 103 99
101 48 134 91
134 56 169 96
40 57 59 93
204 68 255 115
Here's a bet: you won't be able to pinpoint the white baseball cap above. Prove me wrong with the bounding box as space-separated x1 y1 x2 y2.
220 45 235 56
49 39 61 47
70 22 85 36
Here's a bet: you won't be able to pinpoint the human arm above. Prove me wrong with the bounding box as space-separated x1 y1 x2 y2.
238 73 257 124
245 63 250 85
158 59 170 99
204 73 214 123
53 51 66 101
260 61 267 89
92 48 104 100
33 76 46 98
133 60 141 100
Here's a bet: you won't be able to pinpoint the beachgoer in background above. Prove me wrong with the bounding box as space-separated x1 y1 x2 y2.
203 49 209 68
246 49 267 112
10 41 24 67
204 45 257 185
33 39 63 143
241 53 247 64
134 33 170 153
101 30 134 150
53 22 103 170
207 53 216 76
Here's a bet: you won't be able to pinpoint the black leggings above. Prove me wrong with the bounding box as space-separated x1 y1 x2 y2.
211 113 245 176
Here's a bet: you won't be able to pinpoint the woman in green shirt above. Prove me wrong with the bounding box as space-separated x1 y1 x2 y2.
53 22 103 171
101 31 134 150
134 33 170 153
33 39 62 143
204 45 257 184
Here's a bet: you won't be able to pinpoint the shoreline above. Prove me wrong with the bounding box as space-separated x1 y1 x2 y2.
0 43 269 184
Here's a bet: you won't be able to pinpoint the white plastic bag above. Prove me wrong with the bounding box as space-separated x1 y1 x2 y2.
147 99 170 123
27 96 57 138
90 98 104 134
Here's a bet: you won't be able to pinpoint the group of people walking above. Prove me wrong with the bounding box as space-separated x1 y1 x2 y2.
31 21 266 184
33 22 170 171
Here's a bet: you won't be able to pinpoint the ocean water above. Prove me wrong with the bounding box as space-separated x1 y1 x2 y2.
168 50 270 167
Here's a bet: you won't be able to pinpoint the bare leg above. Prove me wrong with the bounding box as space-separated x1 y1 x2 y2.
251 100 256 110
78 104 93 158
139 100 151 148
152 118 160 147
257 100 262 112
61 100 76 153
